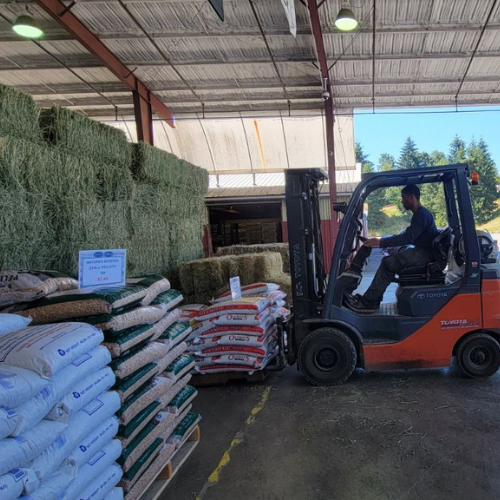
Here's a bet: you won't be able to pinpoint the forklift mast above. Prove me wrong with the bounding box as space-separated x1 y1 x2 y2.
284 169 328 321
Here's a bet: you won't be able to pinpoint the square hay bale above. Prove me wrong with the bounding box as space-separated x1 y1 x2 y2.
132 143 208 195
216 243 290 273
0 187 56 270
39 106 132 168
0 136 133 202
0 84 42 142
178 252 284 303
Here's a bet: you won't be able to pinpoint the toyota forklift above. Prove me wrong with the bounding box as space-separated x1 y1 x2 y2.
278 164 500 385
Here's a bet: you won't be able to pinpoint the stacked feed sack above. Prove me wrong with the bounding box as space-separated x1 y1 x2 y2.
216 243 290 274
0 320 123 500
129 143 208 277
179 252 291 304
184 283 290 375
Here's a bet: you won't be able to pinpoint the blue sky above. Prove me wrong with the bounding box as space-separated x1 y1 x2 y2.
354 106 500 169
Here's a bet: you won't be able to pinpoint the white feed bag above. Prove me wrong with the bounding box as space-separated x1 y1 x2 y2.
0 365 49 409
0 468 38 500
107 487 124 500
23 465 76 500
66 416 120 468
0 313 32 335
0 322 104 377
62 440 122 500
0 420 66 476
64 463 123 500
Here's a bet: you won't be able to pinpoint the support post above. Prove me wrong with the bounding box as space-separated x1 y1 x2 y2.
133 90 154 145
307 0 340 249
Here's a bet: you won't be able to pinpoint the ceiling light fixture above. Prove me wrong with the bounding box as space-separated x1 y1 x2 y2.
13 15 43 39
335 4 358 31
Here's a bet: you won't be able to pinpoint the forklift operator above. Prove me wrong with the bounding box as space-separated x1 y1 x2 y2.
347 184 439 314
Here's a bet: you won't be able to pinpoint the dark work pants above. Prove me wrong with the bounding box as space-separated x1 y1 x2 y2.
362 248 434 307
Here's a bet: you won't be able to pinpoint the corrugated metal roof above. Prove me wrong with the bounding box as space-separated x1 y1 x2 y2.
0 0 499 116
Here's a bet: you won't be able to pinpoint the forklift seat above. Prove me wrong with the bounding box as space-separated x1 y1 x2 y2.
394 228 454 286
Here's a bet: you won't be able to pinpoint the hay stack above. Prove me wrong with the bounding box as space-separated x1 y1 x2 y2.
0 84 42 142
216 243 290 273
39 106 131 168
178 252 287 304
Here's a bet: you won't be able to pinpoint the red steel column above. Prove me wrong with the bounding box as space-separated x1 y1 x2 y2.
307 0 340 250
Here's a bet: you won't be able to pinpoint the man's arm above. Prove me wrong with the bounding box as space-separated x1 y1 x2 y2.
379 210 427 248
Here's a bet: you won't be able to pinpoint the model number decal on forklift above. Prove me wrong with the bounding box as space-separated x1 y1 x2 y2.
440 319 479 329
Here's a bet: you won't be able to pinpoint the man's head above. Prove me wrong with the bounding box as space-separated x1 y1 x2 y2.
401 184 421 211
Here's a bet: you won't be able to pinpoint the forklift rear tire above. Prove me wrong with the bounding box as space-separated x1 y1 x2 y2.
298 328 357 385
456 333 500 378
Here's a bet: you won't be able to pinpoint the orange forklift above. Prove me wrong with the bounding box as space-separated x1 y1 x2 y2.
277 164 500 385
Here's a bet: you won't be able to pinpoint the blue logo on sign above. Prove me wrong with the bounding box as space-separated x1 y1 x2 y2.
104 251 113 257
79 445 87 452
73 392 81 399
58 349 66 356
93 251 103 258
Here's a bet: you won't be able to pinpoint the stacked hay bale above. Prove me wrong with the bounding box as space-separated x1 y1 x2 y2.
216 243 290 274
0 319 123 499
0 84 209 279
130 143 208 277
179 252 291 304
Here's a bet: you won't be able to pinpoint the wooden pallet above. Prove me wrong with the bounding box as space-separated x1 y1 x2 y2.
191 370 269 387
129 424 201 500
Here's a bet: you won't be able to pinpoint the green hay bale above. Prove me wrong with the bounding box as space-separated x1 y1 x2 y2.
178 252 285 304
132 143 208 195
40 106 132 168
50 196 130 274
216 243 290 273
0 84 42 142
0 187 56 270
0 136 132 202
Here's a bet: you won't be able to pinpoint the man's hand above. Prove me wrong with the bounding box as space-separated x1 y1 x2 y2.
363 238 381 248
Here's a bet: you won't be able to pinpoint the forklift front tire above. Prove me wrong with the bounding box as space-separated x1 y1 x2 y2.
298 327 357 385
456 333 500 378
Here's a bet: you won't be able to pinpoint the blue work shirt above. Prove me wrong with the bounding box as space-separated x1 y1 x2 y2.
380 206 439 251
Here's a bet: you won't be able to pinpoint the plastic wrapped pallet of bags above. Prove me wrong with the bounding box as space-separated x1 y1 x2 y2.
126 275 171 306
32 392 121 482
0 345 111 438
0 270 78 308
150 289 184 312
213 282 280 303
194 297 270 321
0 468 39 500
103 324 157 359
150 308 181 341
155 320 192 349
81 306 166 334
0 322 104 377
3 286 147 325
111 341 170 380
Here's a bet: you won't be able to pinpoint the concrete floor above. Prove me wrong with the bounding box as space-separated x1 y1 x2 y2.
168 366 500 500
166 249 500 500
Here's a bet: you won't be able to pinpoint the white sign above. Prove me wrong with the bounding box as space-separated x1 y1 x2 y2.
230 276 242 301
79 249 126 289
281 0 297 37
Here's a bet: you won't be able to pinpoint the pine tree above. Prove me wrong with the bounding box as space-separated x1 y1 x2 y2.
355 142 374 173
397 137 422 170
467 139 498 224
378 153 395 171
420 150 448 226
449 136 467 163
